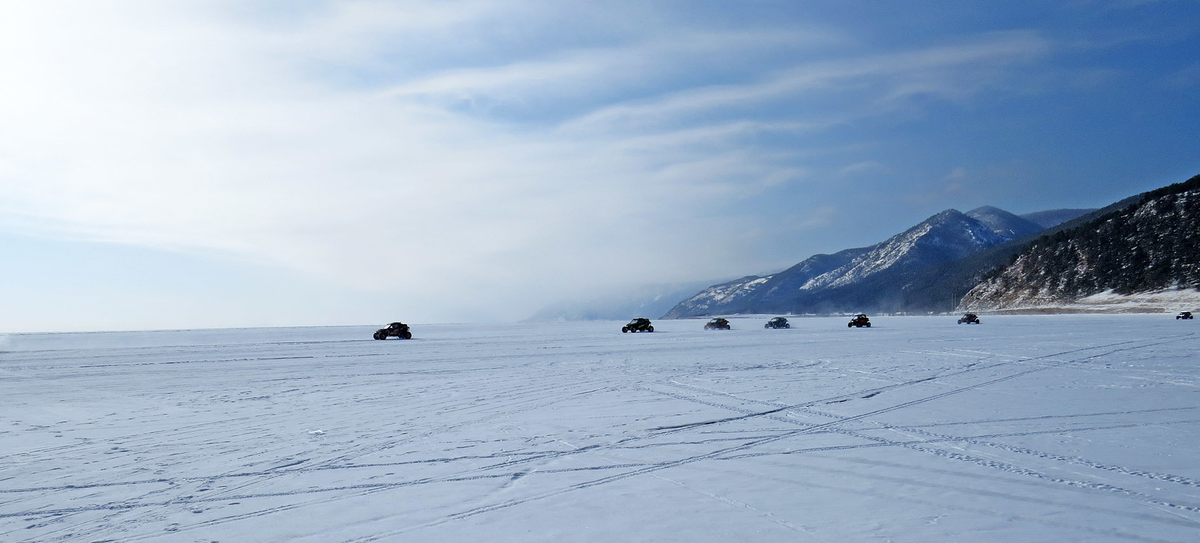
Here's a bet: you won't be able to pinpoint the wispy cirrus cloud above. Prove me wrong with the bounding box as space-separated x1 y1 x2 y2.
560 31 1050 133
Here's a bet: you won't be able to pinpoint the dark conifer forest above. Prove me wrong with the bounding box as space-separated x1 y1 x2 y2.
962 175 1200 308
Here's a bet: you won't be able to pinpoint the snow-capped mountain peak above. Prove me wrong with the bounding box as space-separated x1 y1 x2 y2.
965 206 1044 240
798 209 1008 291
664 208 1021 318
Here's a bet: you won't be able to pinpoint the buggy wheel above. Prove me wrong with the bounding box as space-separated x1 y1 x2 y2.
847 322 852 328
647 326 654 332
400 331 412 339
622 327 628 333
865 323 871 327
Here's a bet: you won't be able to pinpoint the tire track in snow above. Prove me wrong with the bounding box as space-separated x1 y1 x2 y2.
2 377 625 539
7 330 1194 540
762 455 1193 541
643 341 1200 523
647 334 1187 433
397 334 1189 497
897 406 1198 430
780 403 1200 493
711 420 1199 460
17 419 1196 539
10 426 1197 537
298 380 613 474
139 372 587 509
888 423 1200 489
358 340 1154 540
647 337 1200 495
566 335 1200 526
0 461 658 521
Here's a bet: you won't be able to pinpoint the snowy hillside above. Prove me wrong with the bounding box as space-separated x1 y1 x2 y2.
963 288 1200 314
965 206 1044 240
664 248 868 318
797 209 1009 291
4 316 1200 541
962 175 1200 311
666 208 1018 317
664 275 774 316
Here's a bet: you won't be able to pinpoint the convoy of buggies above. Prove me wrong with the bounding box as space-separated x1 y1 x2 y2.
367 312 944 340
375 309 1197 341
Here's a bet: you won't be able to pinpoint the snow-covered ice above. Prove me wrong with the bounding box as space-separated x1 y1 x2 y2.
3 315 1200 542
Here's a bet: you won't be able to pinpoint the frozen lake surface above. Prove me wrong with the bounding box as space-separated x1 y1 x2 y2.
3 315 1200 542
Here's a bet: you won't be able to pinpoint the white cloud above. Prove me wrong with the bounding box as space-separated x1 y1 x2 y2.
562 31 1049 133
380 28 831 104
0 4 789 317
840 161 886 176
0 3 1061 322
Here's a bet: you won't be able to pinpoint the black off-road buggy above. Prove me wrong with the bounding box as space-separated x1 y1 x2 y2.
958 313 981 324
704 317 731 330
764 317 790 329
373 322 413 340
1179 311 1194 320
847 314 871 328
622 318 654 333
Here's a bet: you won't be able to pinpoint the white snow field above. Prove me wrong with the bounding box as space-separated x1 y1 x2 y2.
3 315 1200 542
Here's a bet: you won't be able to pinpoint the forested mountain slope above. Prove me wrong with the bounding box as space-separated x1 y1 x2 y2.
961 175 1200 310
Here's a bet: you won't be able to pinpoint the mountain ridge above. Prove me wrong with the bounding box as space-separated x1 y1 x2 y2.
966 206 1044 240
961 175 1200 311
664 208 1019 318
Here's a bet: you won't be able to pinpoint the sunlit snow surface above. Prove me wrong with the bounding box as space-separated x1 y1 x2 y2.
3 316 1200 542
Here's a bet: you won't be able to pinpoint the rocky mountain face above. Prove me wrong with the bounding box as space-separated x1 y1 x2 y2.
960 175 1200 310
665 208 1022 318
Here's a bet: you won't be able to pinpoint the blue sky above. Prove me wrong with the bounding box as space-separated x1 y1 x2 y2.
2 0 1198 332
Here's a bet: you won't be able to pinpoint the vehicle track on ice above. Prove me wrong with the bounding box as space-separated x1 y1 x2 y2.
643 334 1200 524
346 333 1200 538
7 325 1198 541
0 354 645 541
